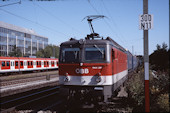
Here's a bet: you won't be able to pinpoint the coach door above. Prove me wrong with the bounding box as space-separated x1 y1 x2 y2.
112 49 114 75
11 60 15 70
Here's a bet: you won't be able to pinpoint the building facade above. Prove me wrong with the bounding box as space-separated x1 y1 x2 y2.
0 21 48 56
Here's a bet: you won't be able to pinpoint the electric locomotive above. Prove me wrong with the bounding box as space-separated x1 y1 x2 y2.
59 15 129 102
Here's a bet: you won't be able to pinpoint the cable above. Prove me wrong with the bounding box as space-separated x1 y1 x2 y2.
88 0 100 15
32 2 85 36
101 0 128 43
0 8 70 37
0 0 21 7
88 0 126 45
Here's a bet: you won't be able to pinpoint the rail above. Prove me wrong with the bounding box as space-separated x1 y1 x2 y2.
1 86 60 113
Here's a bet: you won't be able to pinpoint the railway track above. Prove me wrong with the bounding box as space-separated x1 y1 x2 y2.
1 74 58 87
1 86 132 113
0 70 58 81
1 86 61 113
0 71 137 113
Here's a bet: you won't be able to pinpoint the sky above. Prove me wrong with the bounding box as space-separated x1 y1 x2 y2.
0 0 169 55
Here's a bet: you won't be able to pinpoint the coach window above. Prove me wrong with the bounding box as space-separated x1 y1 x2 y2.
2 61 5 67
7 61 10 66
28 61 30 66
31 62 33 66
39 61 41 65
37 61 38 66
15 61 18 66
20 61 23 66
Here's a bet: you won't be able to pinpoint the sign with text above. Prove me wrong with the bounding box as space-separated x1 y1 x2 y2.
139 14 153 30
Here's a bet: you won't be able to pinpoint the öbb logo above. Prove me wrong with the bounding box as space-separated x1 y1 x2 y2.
75 68 89 74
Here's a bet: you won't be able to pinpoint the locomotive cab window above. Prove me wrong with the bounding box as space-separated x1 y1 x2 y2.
85 47 105 61
61 48 80 63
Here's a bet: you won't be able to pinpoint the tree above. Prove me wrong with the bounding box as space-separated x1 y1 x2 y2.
36 50 44 58
8 45 22 57
44 45 53 58
36 45 60 58
156 44 161 50
149 42 169 71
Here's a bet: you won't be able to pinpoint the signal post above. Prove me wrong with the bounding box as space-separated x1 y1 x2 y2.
139 0 153 112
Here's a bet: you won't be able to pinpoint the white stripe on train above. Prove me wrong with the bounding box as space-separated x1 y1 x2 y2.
59 70 128 85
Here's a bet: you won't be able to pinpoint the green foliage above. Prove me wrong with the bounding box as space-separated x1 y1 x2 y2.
149 42 169 71
36 50 44 58
36 45 59 58
126 68 144 106
127 65 169 112
157 94 169 112
8 45 22 57
149 42 169 112
150 71 169 112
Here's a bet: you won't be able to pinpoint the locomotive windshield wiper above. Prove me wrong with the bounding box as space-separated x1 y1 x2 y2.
94 44 104 55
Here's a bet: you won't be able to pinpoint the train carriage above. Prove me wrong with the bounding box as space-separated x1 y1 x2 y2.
0 57 58 74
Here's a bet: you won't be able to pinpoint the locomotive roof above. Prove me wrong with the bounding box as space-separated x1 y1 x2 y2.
60 37 126 52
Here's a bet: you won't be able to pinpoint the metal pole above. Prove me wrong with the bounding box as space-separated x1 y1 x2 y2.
143 0 150 112
53 45 55 58
169 0 170 51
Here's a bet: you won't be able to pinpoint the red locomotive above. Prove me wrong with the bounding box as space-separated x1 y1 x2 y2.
59 15 138 103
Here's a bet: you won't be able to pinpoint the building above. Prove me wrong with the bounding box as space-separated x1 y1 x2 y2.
0 21 48 57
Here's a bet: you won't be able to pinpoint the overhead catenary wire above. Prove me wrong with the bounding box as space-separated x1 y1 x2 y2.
0 0 21 7
88 0 140 53
0 8 70 37
101 0 128 43
32 2 85 37
87 0 127 47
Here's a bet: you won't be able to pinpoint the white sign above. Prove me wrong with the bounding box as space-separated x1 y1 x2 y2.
75 68 89 74
139 14 153 30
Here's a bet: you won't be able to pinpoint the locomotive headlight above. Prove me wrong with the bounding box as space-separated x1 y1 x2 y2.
96 76 102 83
64 73 70 82
96 72 102 83
64 76 70 82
